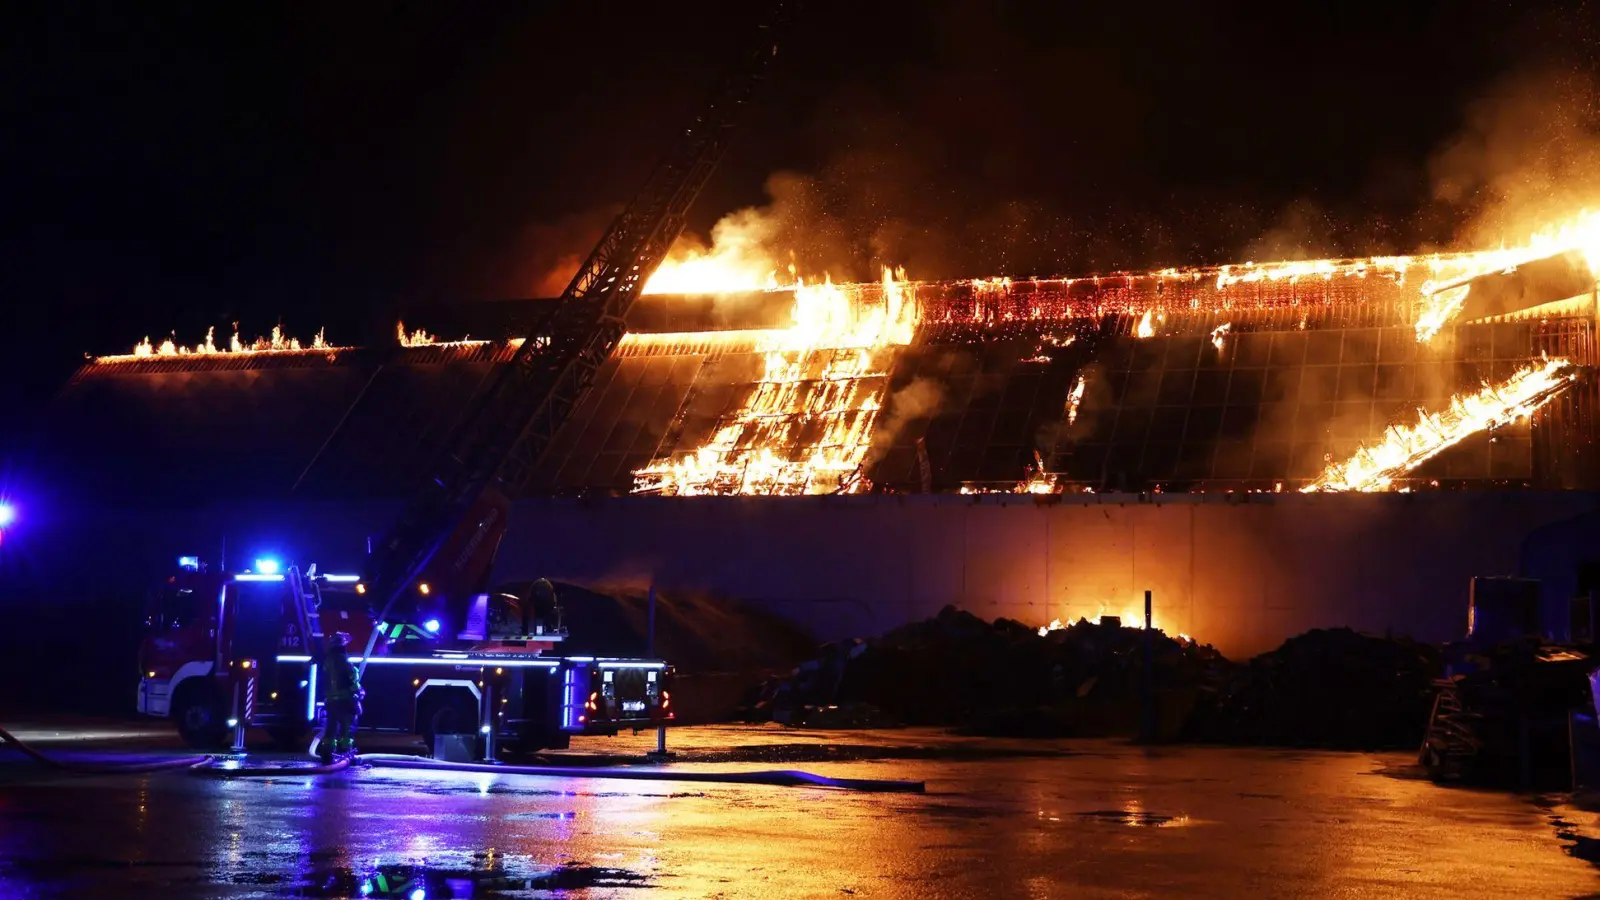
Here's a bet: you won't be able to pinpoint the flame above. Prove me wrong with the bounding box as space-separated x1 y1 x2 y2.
1303 357 1575 492
1210 322 1231 352
398 321 435 347
1023 332 1075 363
642 211 792 295
1413 210 1600 342
1065 374 1087 427
1135 310 1154 338
1038 606 1189 642
104 325 332 363
631 267 920 495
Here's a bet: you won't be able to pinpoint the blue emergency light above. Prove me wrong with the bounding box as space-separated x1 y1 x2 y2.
254 558 281 575
423 618 441 634
0 503 15 529
177 555 200 571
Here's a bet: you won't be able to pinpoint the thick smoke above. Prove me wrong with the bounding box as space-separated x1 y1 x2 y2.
1428 68 1600 249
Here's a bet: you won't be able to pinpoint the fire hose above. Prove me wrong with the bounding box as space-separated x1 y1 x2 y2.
0 725 209 774
355 753 926 793
0 724 348 777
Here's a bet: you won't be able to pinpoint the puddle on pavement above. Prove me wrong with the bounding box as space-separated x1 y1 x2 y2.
1535 797 1600 869
1076 809 1190 827
269 861 651 897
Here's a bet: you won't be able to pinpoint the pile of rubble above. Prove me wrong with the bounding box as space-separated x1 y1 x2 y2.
739 610 1444 749
1185 628 1442 750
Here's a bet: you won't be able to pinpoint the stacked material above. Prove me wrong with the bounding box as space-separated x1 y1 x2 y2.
741 611 1446 748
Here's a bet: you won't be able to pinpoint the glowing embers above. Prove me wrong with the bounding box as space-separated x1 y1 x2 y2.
1302 357 1575 493
632 269 919 496
1037 605 1191 642
98 324 335 363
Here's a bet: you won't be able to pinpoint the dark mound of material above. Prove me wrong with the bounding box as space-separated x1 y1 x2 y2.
1185 628 1442 750
742 605 1226 738
743 610 1445 749
532 582 816 674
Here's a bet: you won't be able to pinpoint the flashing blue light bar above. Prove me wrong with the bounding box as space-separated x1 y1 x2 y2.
275 653 559 668
253 558 280 575
322 574 361 583
0 503 15 529
177 555 200 571
422 619 441 634
235 573 285 582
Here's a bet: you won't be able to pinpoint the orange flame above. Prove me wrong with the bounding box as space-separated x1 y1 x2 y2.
1210 322 1231 352
1135 310 1155 338
1065 374 1087 427
104 325 332 363
631 268 920 495
397 321 435 347
1413 210 1600 342
1303 357 1574 492
1038 606 1190 642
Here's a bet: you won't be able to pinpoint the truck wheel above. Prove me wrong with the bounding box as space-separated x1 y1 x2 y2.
172 683 228 749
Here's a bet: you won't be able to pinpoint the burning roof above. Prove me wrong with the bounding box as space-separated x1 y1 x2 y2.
51 211 1600 501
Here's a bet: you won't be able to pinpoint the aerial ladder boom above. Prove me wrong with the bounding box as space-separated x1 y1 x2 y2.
359 5 791 647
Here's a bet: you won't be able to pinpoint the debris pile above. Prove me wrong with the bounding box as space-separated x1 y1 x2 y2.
1185 628 1442 750
742 612 1448 749
741 606 1225 738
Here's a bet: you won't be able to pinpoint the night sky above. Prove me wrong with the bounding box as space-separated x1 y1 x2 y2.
4 0 1598 449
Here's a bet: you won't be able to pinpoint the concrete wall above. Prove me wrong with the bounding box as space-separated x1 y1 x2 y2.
499 492 1600 659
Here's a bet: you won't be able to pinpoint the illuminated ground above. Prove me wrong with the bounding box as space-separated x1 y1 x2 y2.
2 722 1599 898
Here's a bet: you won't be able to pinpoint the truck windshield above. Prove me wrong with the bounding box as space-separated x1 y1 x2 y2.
143 585 207 631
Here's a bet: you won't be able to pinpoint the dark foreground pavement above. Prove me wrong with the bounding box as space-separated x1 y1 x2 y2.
2 722 1600 898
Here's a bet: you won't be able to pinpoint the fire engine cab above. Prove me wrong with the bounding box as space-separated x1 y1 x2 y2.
137 555 672 754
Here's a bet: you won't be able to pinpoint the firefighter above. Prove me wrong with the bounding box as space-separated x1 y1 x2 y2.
319 631 363 764
524 578 561 634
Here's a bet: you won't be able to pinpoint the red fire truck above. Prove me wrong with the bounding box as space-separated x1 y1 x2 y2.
136 555 672 753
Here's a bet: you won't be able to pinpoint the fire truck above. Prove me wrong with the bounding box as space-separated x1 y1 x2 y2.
132 4 788 756
137 556 670 752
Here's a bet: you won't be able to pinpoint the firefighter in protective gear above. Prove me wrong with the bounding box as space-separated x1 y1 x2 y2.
318 631 363 763
524 578 562 635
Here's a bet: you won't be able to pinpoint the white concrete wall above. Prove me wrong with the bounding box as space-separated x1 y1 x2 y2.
499 492 1600 658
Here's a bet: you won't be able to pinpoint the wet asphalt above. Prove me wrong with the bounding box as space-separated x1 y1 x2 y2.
2 722 1600 898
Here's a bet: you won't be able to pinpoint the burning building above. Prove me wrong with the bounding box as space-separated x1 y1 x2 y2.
19 214 1600 657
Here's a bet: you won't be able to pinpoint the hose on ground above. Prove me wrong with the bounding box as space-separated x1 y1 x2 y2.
187 756 352 777
358 753 925 793
0 725 211 774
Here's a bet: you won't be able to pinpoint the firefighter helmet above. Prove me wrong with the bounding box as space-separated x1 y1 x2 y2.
329 631 351 648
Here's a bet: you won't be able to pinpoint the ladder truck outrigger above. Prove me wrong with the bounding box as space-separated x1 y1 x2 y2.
135 6 790 757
